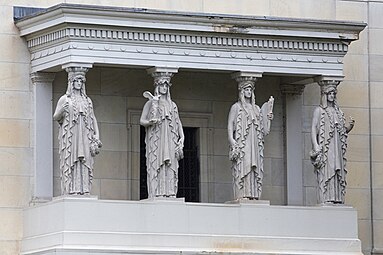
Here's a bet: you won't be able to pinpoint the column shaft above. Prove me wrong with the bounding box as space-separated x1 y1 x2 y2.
31 72 56 202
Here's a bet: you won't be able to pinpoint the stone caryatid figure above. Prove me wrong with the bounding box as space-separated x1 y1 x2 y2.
310 81 355 204
140 71 184 198
228 76 274 200
53 67 102 195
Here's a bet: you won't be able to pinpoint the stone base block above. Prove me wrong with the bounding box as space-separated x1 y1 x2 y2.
22 196 362 255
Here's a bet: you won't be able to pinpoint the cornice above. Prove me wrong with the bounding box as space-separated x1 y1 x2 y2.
26 26 350 57
14 4 365 76
15 4 366 40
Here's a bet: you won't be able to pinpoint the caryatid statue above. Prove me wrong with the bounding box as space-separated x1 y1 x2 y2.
310 80 355 205
140 70 184 198
228 75 274 200
53 67 102 195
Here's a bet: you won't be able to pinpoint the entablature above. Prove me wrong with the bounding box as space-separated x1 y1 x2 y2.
15 4 366 77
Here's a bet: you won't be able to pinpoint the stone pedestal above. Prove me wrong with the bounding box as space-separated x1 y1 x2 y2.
22 197 362 255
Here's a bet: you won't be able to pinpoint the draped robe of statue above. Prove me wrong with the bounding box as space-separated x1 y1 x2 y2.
311 105 348 204
54 75 101 195
229 101 272 200
143 99 183 198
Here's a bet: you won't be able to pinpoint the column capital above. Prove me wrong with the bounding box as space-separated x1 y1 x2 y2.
231 72 262 90
280 84 305 95
31 72 56 84
147 66 178 75
231 71 262 82
65 66 89 76
147 67 178 86
62 62 93 70
314 76 343 87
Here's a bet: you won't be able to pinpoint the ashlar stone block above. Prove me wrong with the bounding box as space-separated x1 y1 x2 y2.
0 176 30 208
336 1 367 22
373 189 383 220
370 82 383 108
0 147 33 176
370 55 383 82
372 135 383 162
0 119 30 147
369 2 383 29
373 162 383 188
337 81 369 108
92 95 126 124
339 107 369 135
100 179 129 200
370 29 383 55
343 54 369 82
373 220 383 250
345 188 371 220
346 161 370 189
0 240 19 255
300 0 336 19
0 209 22 240
0 91 32 119
213 155 232 183
0 34 30 63
213 128 229 156
347 134 370 162
358 219 372 253
93 151 128 180
0 63 31 91
202 0 270 15
98 123 127 152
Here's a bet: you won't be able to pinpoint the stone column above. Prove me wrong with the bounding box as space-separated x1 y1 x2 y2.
281 84 305 206
31 72 56 202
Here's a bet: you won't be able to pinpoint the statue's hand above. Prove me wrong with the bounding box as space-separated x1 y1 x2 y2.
229 142 240 161
313 144 321 154
61 101 69 114
349 116 355 127
149 118 159 125
175 143 184 160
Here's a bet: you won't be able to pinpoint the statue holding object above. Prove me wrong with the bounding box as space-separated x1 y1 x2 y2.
228 77 274 200
140 72 184 198
310 81 355 204
53 67 102 195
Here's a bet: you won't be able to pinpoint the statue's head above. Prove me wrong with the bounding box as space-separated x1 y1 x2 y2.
321 84 337 96
238 80 255 105
152 72 173 101
319 81 339 107
65 67 88 97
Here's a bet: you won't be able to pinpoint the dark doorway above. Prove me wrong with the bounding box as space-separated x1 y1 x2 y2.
140 126 200 202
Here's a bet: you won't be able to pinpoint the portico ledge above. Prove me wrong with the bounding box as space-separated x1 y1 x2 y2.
14 4 365 76
22 196 361 255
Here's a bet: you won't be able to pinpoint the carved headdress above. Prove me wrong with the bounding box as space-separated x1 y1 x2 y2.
151 72 174 101
152 72 173 87
238 79 255 91
319 80 340 108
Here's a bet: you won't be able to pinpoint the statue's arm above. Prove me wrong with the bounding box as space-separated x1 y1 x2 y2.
178 118 185 147
260 102 272 136
311 107 321 152
89 99 100 140
346 116 355 133
227 104 237 147
53 96 67 122
140 101 152 127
